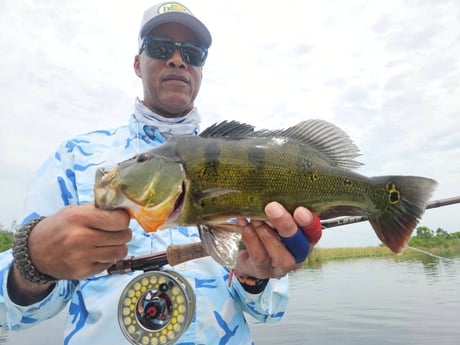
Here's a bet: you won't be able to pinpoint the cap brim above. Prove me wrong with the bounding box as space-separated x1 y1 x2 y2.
140 12 212 48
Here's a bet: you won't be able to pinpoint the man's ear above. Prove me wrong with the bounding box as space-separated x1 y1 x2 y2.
134 55 142 78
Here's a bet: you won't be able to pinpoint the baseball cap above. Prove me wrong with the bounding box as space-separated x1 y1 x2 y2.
139 2 212 49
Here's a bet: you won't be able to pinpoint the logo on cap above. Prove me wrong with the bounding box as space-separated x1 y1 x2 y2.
158 3 192 15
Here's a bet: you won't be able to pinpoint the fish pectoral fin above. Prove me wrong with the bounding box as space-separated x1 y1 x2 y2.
194 189 240 201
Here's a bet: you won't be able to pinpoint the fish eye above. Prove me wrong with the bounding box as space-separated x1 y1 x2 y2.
136 153 149 163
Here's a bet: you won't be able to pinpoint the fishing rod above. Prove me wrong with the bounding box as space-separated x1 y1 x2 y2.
321 195 460 228
108 195 460 275
107 241 207 274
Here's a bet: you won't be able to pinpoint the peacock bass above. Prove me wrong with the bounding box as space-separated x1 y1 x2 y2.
94 120 437 254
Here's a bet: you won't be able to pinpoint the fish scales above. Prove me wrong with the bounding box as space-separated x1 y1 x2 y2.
173 136 378 221
94 119 437 254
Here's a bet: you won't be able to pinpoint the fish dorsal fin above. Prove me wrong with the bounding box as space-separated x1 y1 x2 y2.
200 119 362 169
200 121 256 138
254 119 362 169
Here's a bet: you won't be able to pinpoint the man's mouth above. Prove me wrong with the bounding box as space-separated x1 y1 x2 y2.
163 74 189 84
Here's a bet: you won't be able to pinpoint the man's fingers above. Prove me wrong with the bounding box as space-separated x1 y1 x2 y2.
241 224 268 262
94 229 133 247
294 207 322 244
75 203 131 231
264 202 299 238
93 245 130 264
264 202 320 264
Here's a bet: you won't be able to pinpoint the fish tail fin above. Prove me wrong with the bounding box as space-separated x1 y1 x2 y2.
368 176 437 254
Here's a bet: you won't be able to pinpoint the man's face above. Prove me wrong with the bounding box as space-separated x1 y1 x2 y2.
134 22 203 118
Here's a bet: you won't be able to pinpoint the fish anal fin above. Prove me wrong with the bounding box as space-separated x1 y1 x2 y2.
368 215 416 254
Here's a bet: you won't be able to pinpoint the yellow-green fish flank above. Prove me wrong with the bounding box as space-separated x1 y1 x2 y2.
94 120 437 254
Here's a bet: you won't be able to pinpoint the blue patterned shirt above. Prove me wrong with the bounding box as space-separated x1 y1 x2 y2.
0 114 288 344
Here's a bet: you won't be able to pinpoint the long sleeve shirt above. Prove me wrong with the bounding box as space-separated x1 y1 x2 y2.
0 114 289 344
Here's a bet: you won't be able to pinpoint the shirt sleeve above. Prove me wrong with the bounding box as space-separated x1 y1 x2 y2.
0 143 78 330
21 142 80 223
0 250 75 330
233 275 289 323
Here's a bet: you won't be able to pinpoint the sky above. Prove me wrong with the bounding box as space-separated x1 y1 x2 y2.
0 0 459 249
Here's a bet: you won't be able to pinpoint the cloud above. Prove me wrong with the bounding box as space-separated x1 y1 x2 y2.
1 0 459 249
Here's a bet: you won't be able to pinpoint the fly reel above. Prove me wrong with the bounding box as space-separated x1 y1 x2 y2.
118 270 195 345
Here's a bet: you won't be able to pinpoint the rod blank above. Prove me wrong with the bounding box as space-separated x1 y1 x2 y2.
322 196 460 229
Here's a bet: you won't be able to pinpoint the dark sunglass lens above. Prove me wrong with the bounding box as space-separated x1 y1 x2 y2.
144 37 206 66
181 45 206 66
146 39 175 60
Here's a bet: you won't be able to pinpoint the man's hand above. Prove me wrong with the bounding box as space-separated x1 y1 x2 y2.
28 203 132 280
234 202 322 279
9 203 131 305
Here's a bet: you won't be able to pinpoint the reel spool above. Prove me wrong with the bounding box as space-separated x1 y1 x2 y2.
118 270 195 345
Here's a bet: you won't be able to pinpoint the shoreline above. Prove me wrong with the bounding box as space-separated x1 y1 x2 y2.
306 237 460 267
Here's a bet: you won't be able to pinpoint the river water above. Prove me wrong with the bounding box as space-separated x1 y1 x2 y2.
1 256 459 344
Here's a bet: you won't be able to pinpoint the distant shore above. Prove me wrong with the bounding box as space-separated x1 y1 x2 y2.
306 234 460 267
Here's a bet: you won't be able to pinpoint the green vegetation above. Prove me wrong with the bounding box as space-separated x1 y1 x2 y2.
0 221 18 252
407 226 460 258
306 245 392 267
306 226 460 267
0 231 14 252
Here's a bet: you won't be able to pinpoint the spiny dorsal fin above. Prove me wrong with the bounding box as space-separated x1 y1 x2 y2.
200 119 362 169
256 119 362 169
200 121 255 138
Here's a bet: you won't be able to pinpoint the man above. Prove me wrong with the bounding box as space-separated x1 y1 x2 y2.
0 2 322 344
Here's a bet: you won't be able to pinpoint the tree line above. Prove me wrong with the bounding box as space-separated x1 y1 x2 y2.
409 226 460 247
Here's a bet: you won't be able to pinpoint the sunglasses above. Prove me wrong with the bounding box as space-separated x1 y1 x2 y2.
140 36 208 67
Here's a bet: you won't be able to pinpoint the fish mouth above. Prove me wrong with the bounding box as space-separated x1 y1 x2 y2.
94 167 121 209
165 181 186 224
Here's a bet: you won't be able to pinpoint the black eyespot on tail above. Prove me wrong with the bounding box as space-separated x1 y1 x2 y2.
386 180 401 205
369 176 437 254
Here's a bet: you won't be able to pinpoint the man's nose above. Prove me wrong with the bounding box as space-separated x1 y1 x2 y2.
167 48 186 68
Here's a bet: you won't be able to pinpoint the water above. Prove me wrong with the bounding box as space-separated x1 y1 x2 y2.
251 257 460 345
1 257 459 344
